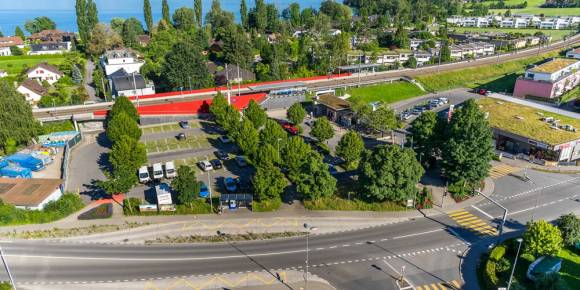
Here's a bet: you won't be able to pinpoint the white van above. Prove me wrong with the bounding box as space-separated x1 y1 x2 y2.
152 163 164 180
138 166 150 183
165 161 176 178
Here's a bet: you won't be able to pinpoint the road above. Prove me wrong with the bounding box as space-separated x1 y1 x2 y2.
32 35 580 120
3 169 580 289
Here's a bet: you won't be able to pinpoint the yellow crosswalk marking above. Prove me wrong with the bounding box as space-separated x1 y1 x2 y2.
431 284 439 290
448 211 470 217
417 286 424 290
416 281 462 290
448 210 498 236
454 216 478 223
439 283 447 290
489 164 520 179
452 280 461 288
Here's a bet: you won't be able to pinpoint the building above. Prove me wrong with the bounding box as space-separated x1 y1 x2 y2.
137 35 151 47
566 48 580 59
500 18 529 28
28 42 71 55
26 63 63 85
109 69 155 98
101 49 145 77
0 178 63 210
314 94 353 126
28 30 75 43
0 36 24 56
463 17 489 28
207 62 256 86
479 98 580 163
513 58 580 99
17 78 48 104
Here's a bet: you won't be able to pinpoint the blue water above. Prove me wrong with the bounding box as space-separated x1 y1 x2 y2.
0 0 323 36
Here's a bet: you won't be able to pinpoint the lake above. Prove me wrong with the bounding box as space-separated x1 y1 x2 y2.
0 0 324 36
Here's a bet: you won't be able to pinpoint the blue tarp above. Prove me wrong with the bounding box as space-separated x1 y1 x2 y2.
0 165 32 178
5 153 44 171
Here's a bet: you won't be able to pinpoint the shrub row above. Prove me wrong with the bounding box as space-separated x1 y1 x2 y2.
0 193 84 226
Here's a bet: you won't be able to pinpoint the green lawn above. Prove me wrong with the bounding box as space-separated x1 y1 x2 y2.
558 247 580 287
346 82 425 104
0 55 67 77
487 0 580 16
451 27 574 42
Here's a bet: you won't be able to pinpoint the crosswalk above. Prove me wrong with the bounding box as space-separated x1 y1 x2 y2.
448 210 498 237
415 280 461 290
489 164 520 179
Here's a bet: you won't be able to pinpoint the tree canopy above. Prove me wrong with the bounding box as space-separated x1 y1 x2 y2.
336 130 365 170
110 96 139 122
25 16 56 34
296 152 337 200
311 117 334 143
253 163 287 200
172 166 201 207
524 219 563 257
109 135 147 172
162 41 213 90
244 100 267 129
556 213 580 247
408 111 441 167
173 7 196 31
0 81 40 151
287 102 306 125
106 111 142 143
260 119 287 146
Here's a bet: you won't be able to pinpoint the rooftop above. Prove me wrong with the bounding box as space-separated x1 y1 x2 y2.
0 36 23 48
528 58 579 74
478 98 580 146
27 63 64 76
0 178 63 207
317 94 351 111
19 79 48 96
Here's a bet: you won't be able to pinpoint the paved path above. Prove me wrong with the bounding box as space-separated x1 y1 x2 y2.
83 59 96 101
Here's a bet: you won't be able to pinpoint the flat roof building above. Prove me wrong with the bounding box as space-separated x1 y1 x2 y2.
0 178 63 210
514 58 580 99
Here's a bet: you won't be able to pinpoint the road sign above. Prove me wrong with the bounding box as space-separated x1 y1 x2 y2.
406 199 414 208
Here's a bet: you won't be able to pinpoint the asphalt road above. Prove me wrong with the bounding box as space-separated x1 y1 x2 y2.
4 168 580 289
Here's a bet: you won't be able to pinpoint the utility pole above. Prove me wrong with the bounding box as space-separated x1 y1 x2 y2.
225 63 231 105
358 54 362 87
303 224 318 289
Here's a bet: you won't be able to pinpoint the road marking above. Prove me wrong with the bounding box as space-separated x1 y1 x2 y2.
471 205 494 219
392 228 444 239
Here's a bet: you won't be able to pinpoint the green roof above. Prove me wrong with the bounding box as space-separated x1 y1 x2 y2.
478 98 580 146
529 58 578 74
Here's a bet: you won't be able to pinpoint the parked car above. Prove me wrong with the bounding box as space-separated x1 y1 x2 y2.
179 120 190 129
210 159 223 169
138 166 150 183
164 161 176 178
476 88 490 96
328 164 338 175
197 160 214 171
438 97 449 104
224 177 237 192
176 133 186 141
199 182 209 198
235 156 248 167
219 136 232 144
152 163 164 180
215 150 230 160
282 124 299 135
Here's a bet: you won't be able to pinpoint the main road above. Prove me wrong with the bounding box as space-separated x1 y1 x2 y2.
2 169 579 289
33 34 580 120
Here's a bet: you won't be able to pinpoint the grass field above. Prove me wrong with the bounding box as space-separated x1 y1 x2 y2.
451 27 574 42
346 81 425 104
416 51 559 93
558 247 580 287
487 0 580 16
0 54 67 77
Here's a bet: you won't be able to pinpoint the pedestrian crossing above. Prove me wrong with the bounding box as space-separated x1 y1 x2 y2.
447 210 498 237
415 280 461 290
489 164 520 179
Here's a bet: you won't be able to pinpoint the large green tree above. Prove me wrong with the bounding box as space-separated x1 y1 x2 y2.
162 0 171 25
297 152 337 200
194 0 203 28
311 117 334 143
253 164 287 200
393 22 410 49
408 111 440 167
260 119 287 146
336 130 365 170
121 17 145 47
107 111 142 143
172 166 201 208
254 143 281 167
25 17 56 34
0 81 40 151
143 0 153 33
162 41 213 90
524 219 563 257
110 96 139 122
287 102 306 125
556 214 580 247
97 166 138 196
221 25 254 69
282 136 312 180
109 135 147 172
359 145 425 202
87 0 99 34
210 92 229 125
206 0 235 36
14 26 25 41
368 105 398 134
173 7 195 31
244 99 267 129
237 117 260 156
240 0 249 30
441 99 494 187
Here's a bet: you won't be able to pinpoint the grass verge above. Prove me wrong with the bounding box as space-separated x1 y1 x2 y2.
304 197 406 211
0 193 84 227
558 247 580 287
451 27 574 42
0 222 148 239
123 198 215 216
0 54 67 76
252 198 282 212
346 81 425 104
145 231 306 244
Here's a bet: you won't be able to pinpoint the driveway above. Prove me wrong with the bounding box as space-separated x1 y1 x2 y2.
66 131 110 201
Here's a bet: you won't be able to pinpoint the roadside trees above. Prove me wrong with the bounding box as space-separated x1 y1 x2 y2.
367 105 398 135
254 143 281 167
260 119 288 146
523 219 563 257
311 117 334 144
359 145 424 202
287 102 306 125
0 81 40 152
109 135 147 172
336 130 365 170
172 166 201 209
408 111 440 167
556 213 580 247
162 41 213 91
110 96 139 122
210 92 229 125
296 152 337 200
281 136 312 180
244 99 267 129
106 111 142 143
253 164 287 201
237 118 260 157
97 166 138 196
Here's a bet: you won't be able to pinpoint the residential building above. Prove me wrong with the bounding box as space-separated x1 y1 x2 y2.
513 58 580 99
490 38 527 50
313 94 353 126
413 52 432 66
17 78 48 105
0 47 10 56
137 35 151 47
101 49 145 77
109 69 155 98
0 178 63 210
525 36 541 46
463 17 489 28
500 18 529 28
0 36 24 56
28 42 71 55
28 30 75 43
26 63 63 85
207 62 255 86
566 48 580 59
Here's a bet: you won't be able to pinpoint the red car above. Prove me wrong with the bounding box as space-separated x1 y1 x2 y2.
278 120 299 135
476 89 490 96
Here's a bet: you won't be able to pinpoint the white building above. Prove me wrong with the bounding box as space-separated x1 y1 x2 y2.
110 69 155 98
28 42 72 55
0 36 24 56
26 63 64 85
0 178 63 210
413 52 432 66
17 78 48 105
463 17 489 28
101 49 145 77
524 58 580 83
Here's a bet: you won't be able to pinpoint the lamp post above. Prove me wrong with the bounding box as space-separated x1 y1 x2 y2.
0 243 16 290
507 238 523 290
303 223 318 289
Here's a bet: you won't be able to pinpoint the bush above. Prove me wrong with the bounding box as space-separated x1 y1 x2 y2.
556 213 580 247
41 120 75 134
304 196 406 211
484 260 499 289
524 219 563 257
123 197 142 215
78 203 113 220
0 193 84 226
490 245 507 261
252 198 282 212
520 252 536 263
0 282 12 290
495 257 511 273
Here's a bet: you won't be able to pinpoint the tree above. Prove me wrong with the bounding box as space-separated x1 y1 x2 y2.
206 0 235 36
534 273 570 290
162 0 171 25
253 164 287 200
408 111 440 167
311 117 334 143
287 102 306 125
144 0 153 33
237 118 260 156
288 3 301 27
0 81 40 150
240 0 249 30
368 105 398 134
71 64 83 85
172 166 201 208
393 23 410 49
173 7 195 31
10 46 23 56
86 0 99 34
14 26 25 41
441 99 494 187
3 138 17 155
221 25 254 68
244 100 267 129
336 130 365 170
87 23 123 56
162 41 213 90
76 0 89 43
260 119 287 146
222 105 242 136
107 111 142 143
405 56 417 68
110 18 125 34
556 213 580 247
110 96 139 122
440 41 452 62
254 143 281 167
359 145 425 202
281 136 312 179
109 135 147 172
194 0 203 28
296 152 337 200
97 166 138 196
251 0 268 33
25 17 56 34
121 17 145 47
210 92 229 125
524 219 563 257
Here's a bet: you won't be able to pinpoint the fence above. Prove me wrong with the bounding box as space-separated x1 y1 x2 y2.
61 132 82 192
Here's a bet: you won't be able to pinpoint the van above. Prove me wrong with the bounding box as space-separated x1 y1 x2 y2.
138 166 150 183
165 161 176 179
152 163 164 180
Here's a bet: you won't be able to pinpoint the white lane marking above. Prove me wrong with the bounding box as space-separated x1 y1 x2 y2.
392 228 443 240
471 205 494 219
509 193 579 216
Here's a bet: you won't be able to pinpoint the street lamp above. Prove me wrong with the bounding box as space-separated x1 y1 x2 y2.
303 223 318 290
507 238 524 290
0 243 16 290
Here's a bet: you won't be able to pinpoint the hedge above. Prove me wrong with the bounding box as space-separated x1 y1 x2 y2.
484 260 499 289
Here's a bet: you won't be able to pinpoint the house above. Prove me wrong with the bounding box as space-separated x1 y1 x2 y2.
0 36 24 56
207 62 255 86
137 35 151 47
109 69 155 98
500 18 529 28
0 70 7 78
101 49 145 77
513 58 580 99
539 20 556 29
17 78 48 105
28 42 71 55
0 178 64 210
525 36 541 46
314 94 353 126
26 63 63 85
0 47 10 57
566 48 580 59
413 52 432 66
463 17 489 28
28 29 75 43
292 30 305 38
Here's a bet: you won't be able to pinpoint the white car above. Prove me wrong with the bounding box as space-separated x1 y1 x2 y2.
198 160 214 171
138 166 150 183
152 163 164 180
164 161 176 179
437 97 449 104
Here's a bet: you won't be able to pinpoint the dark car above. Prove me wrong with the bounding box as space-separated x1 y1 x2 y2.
215 150 230 160
179 120 190 129
210 159 223 169
176 133 186 141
